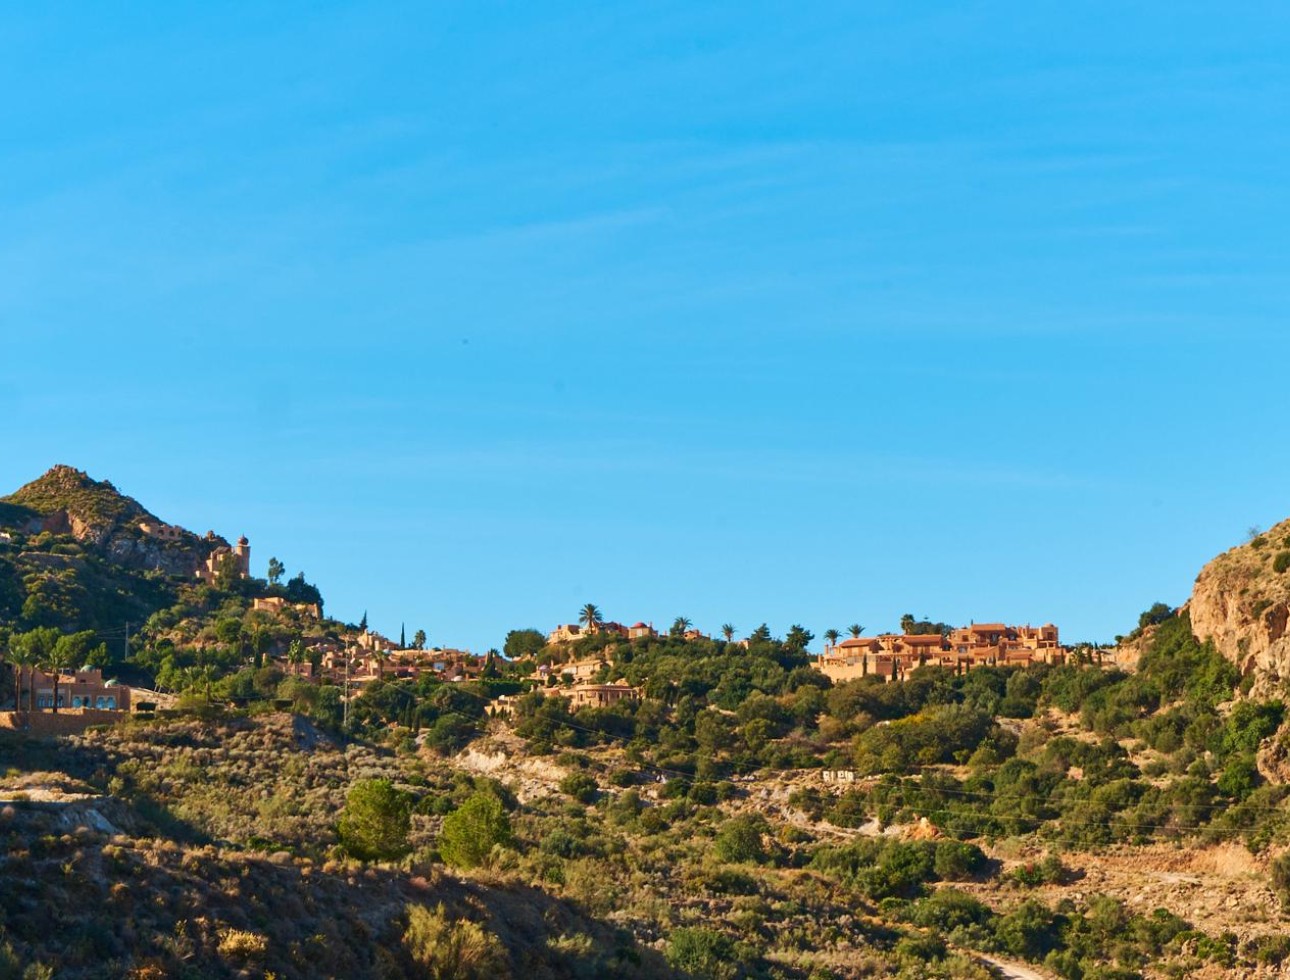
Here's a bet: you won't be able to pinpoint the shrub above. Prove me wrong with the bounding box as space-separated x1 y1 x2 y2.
705 867 759 895
666 927 737 980
993 899 1058 960
894 932 947 962
714 814 769 864
909 888 993 931
558 771 598 804
1008 854 1068 887
1275 552 1290 574
933 840 987 881
1247 933 1290 965
1272 853 1290 911
688 781 718 805
403 903 506 979
608 768 635 787
853 704 999 772
1138 603 1174 630
337 779 412 861
439 791 513 869
216 928 267 962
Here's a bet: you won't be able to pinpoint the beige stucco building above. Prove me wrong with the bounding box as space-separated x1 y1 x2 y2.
195 534 251 585
817 622 1066 684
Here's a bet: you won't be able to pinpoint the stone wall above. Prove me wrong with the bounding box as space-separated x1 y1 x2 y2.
0 709 125 736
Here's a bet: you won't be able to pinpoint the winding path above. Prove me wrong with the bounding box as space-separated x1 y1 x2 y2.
977 954 1053 980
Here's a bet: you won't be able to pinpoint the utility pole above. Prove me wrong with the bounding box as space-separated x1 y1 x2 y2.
123 622 129 663
343 649 351 735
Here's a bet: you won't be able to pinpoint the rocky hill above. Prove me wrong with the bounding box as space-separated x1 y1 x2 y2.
0 465 221 578
0 466 303 658
1188 519 1290 692
0 467 213 637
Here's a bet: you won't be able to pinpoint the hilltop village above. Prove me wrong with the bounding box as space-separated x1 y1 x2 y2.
1 467 1103 738
2 584 1080 736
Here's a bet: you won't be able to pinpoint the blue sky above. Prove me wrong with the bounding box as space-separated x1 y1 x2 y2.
3 2 1289 650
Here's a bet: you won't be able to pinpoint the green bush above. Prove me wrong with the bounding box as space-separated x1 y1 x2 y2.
1247 933 1290 965
1274 551 1290 574
894 932 946 962
337 779 412 861
853 704 1000 772
714 814 769 864
909 888 993 931
932 840 987 881
439 791 513 869
539 827 583 859
666 927 738 980
688 781 719 805
705 867 759 895
558 771 598 804
1007 854 1068 887
993 898 1059 960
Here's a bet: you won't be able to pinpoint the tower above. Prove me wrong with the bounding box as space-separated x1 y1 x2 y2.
234 535 251 579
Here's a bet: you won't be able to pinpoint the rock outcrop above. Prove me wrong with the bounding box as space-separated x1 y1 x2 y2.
1188 518 1290 692
0 465 221 577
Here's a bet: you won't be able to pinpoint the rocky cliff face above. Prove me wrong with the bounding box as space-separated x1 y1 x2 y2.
0 465 218 577
1188 518 1290 692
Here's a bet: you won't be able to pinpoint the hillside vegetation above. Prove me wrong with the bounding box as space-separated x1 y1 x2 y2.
5 468 1290 978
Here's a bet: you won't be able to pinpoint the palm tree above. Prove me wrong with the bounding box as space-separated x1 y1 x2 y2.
7 643 35 712
43 641 77 713
848 624 864 639
824 628 840 650
579 603 603 634
671 616 692 638
900 613 916 634
182 664 216 704
721 623 736 642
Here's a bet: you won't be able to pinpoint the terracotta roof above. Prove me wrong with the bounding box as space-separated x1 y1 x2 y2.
901 634 946 645
969 623 1008 633
631 622 649 629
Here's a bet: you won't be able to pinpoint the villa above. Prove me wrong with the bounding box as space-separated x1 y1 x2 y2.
816 622 1066 684
23 668 131 711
